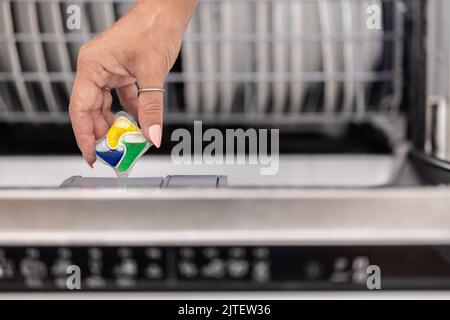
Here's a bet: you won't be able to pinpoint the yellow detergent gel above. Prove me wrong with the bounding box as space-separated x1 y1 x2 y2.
96 111 152 177
107 116 140 149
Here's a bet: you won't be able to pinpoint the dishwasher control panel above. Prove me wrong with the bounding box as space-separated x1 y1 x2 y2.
0 246 449 291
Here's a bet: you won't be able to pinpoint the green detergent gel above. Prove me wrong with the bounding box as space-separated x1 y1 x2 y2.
95 112 152 179
115 133 150 177
117 140 149 173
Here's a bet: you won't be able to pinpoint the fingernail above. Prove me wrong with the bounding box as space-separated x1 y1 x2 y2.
87 158 95 168
148 124 162 148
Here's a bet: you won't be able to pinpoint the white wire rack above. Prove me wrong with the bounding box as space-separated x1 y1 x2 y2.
426 0 450 161
0 0 405 125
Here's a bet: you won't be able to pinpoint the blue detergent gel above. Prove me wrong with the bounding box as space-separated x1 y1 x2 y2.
96 148 124 167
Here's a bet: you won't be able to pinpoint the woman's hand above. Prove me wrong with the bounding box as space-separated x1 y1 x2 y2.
69 0 197 166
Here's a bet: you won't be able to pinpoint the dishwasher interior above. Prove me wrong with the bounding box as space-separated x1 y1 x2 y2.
0 0 448 188
0 0 450 293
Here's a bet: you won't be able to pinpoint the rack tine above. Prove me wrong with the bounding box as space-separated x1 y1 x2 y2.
90 1 116 31
255 0 270 114
0 0 34 115
318 0 338 113
219 0 234 114
272 0 289 114
382 0 404 112
198 0 218 113
182 13 201 114
341 0 355 113
447 0 450 160
20 1 60 113
0 88 7 113
47 1 74 97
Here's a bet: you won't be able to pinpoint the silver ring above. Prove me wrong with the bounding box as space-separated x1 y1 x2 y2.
138 88 165 94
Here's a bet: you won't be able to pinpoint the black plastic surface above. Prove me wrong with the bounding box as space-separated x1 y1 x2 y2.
0 245 449 291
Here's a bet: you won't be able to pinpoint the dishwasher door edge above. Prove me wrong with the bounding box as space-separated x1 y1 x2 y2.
0 187 449 246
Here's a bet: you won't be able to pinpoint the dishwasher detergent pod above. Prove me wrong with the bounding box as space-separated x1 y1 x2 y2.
95 112 151 177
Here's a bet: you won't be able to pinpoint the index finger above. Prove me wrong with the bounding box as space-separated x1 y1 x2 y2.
69 71 104 166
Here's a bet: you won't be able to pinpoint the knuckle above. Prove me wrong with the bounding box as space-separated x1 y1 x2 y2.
77 44 92 64
137 57 166 79
141 101 163 115
77 46 105 82
102 96 113 111
68 102 90 119
77 134 92 146
80 61 103 82
68 105 75 117
68 103 79 117
121 89 137 101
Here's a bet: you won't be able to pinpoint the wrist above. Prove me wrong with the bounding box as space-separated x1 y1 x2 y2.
137 0 197 15
135 0 197 38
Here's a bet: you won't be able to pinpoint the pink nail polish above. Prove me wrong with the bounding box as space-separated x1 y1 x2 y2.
148 124 162 148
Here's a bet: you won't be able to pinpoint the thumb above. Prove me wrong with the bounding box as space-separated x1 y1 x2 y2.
136 76 164 149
